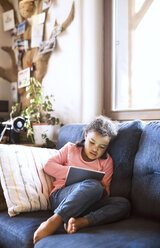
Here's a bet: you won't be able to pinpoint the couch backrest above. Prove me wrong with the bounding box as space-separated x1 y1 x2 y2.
56 124 86 149
56 120 144 200
132 121 160 218
108 120 144 199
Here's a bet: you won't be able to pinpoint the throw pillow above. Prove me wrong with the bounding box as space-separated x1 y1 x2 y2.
0 144 57 217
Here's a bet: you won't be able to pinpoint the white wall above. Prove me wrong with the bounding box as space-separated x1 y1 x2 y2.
43 0 82 124
0 0 104 124
43 0 104 124
81 0 104 123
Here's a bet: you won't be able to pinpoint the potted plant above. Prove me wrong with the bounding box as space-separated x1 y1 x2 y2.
13 77 60 146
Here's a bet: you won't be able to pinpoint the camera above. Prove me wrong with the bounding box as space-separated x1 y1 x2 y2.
0 117 25 143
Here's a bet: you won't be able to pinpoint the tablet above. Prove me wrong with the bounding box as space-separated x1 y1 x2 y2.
65 166 105 186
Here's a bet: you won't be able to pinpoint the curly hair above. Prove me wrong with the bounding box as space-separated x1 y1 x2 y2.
76 115 118 147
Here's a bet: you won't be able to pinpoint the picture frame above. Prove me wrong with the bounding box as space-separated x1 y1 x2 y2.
38 37 56 55
3 9 15 32
18 67 30 88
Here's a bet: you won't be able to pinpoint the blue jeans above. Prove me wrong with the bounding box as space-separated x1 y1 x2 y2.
50 179 130 226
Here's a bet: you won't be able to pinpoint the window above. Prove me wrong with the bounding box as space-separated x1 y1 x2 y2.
104 0 160 120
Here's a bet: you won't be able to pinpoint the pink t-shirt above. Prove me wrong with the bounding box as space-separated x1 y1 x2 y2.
44 142 113 196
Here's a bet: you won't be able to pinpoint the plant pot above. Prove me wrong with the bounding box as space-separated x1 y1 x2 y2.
32 123 60 145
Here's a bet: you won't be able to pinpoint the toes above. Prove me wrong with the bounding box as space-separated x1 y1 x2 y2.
65 218 77 234
68 218 76 234
64 223 67 232
69 225 76 234
33 231 39 244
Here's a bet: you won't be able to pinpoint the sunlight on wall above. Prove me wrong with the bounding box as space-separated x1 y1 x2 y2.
42 0 104 124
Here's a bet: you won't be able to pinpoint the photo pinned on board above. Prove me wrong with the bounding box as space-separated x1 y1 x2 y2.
18 67 30 88
2 9 15 32
17 21 26 36
38 37 56 55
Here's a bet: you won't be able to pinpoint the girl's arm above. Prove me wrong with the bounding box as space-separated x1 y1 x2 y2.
44 143 70 179
101 153 113 196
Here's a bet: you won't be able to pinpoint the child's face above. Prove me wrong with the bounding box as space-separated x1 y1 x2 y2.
83 131 111 162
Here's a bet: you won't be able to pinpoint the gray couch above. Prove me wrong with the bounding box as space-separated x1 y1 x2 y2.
0 120 160 248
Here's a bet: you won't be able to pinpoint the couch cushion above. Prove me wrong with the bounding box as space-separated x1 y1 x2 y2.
0 145 57 216
132 121 160 218
56 124 86 149
108 120 143 199
35 216 160 248
0 210 52 248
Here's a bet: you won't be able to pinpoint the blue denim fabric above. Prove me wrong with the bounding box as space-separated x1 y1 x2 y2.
50 179 130 225
84 196 130 226
50 179 103 223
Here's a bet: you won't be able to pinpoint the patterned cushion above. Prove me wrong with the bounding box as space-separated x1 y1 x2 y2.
0 144 57 216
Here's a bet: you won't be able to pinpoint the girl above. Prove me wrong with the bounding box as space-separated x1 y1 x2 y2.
33 116 130 244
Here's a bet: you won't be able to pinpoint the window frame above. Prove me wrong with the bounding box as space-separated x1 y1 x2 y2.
103 0 160 121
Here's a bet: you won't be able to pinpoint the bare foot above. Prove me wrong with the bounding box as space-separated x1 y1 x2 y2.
33 214 63 244
64 217 89 234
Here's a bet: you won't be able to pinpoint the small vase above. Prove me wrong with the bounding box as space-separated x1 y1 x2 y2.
32 123 60 145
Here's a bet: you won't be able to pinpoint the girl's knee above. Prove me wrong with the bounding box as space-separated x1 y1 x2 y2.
116 197 130 207
113 197 131 216
83 179 103 199
112 196 130 204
